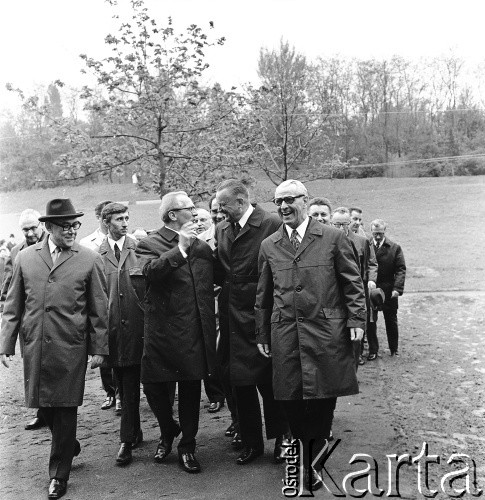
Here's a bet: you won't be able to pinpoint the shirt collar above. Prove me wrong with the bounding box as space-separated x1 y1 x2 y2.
237 204 254 229
373 237 385 247
285 216 310 241
107 235 126 251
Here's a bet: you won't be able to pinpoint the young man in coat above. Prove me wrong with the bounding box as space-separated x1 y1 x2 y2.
366 219 406 359
0 198 109 499
135 191 217 473
99 203 145 466
214 179 290 465
255 180 366 492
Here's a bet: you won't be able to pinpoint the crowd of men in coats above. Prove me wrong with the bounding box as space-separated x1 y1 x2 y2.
0 178 406 498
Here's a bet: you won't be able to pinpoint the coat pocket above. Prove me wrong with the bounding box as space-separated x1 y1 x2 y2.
322 307 347 319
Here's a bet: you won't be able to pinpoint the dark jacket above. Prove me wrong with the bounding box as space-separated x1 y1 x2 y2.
135 226 216 383
99 237 144 367
348 230 378 284
373 238 406 310
214 205 282 385
0 238 108 408
255 219 366 400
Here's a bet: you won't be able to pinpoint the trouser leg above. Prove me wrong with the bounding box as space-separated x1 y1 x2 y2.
257 381 290 439
366 310 379 354
38 406 77 481
234 385 263 449
383 309 399 353
177 380 201 454
100 366 115 398
114 366 141 443
203 374 225 404
143 382 179 439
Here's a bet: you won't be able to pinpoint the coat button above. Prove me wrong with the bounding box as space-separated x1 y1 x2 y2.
295 286 302 292
45 337 50 343
119 293 123 298
295 257 300 262
48 278 54 283
45 307 51 312
121 319 126 324
298 317 304 322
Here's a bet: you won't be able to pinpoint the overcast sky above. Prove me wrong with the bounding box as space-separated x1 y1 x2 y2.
1 0 484 113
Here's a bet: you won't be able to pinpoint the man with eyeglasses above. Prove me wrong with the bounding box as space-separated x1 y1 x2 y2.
1 209 48 431
135 191 216 474
214 179 290 466
0 198 108 499
255 180 366 492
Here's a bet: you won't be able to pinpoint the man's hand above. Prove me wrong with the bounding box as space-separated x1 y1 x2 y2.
367 281 376 290
391 290 399 299
179 221 198 252
1 354 12 368
90 355 105 369
350 328 364 342
257 343 271 358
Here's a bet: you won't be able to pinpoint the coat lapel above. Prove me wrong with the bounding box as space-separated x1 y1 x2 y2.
37 239 53 270
275 226 297 257
52 244 76 271
99 239 118 268
221 221 235 244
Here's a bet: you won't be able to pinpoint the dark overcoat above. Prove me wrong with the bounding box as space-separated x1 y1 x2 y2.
255 218 366 400
373 238 406 310
214 205 281 385
135 226 216 383
0 238 109 407
99 237 144 367
348 230 378 284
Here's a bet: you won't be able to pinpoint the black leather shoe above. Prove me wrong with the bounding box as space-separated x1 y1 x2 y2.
24 417 45 430
154 424 181 463
391 350 399 357
231 432 243 450
273 434 292 464
225 423 236 437
304 467 323 491
74 439 81 457
132 429 143 449
48 478 67 499
208 401 224 413
116 442 132 466
236 447 263 465
101 396 115 410
367 353 378 361
179 452 201 473
358 355 366 365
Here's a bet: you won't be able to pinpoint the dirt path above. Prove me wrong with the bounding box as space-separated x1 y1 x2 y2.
1 292 483 499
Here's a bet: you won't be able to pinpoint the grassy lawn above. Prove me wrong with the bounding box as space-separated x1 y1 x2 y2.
1 175 484 292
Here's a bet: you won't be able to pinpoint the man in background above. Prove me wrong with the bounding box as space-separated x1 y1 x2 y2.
308 197 332 225
349 206 368 237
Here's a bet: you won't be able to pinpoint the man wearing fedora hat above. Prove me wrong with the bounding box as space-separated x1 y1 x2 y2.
0 198 109 499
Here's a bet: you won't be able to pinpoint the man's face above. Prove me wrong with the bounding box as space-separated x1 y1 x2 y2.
21 217 43 245
48 218 79 249
308 204 331 225
210 198 224 225
331 212 351 235
216 189 244 224
106 211 129 241
274 184 308 229
371 226 386 244
350 210 362 233
169 195 196 229
194 209 212 234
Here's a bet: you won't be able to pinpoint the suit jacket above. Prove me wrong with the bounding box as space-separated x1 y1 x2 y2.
0 238 109 408
373 238 406 310
79 228 106 251
135 226 216 383
99 237 144 367
214 204 281 385
255 218 366 400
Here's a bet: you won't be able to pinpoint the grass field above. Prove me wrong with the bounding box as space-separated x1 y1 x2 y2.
1 175 484 292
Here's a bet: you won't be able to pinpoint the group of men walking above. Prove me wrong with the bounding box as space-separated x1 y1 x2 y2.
0 178 406 498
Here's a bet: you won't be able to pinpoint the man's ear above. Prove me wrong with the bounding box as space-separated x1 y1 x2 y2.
168 211 177 222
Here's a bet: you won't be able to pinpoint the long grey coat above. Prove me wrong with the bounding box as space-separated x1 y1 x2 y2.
255 218 366 400
0 238 108 407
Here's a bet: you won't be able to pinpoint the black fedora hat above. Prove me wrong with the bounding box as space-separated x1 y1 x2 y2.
38 198 84 222
369 287 385 309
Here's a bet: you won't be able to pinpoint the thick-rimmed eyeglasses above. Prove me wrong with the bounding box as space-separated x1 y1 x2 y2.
273 195 305 207
170 206 197 214
22 224 40 233
332 222 350 228
49 221 82 232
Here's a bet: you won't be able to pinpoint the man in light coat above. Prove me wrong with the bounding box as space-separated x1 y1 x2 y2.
0 198 108 499
255 180 366 492
99 203 145 466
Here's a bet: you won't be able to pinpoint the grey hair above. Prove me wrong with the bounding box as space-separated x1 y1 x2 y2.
276 179 308 196
19 209 42 226
332 206 350 216
216 179 249 199
371 218 387 230
159 191 189 223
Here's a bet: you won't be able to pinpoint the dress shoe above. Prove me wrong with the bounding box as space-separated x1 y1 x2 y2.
116 442 132 466
236 446 263 465
208 401 224 413
231 432 243 450
48 478 67 499
154 424 181 463
74 439 81 457
132 429 143 449
24 416 45 430
304 467 323 491
273 434 292 464
178 452 201 473
115 398 122 415
358 355 366 365
101 396 115 410
391 350 399 357
225 423 236 437
367 353 378 361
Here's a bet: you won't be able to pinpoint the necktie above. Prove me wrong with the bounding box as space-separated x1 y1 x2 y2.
375 242 380 252
114 243 121 262
233 222 241 237
52 246 61 264
290 229 300 251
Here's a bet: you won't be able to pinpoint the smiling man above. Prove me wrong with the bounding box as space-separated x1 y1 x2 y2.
0 198 108 499
255 180 366 492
